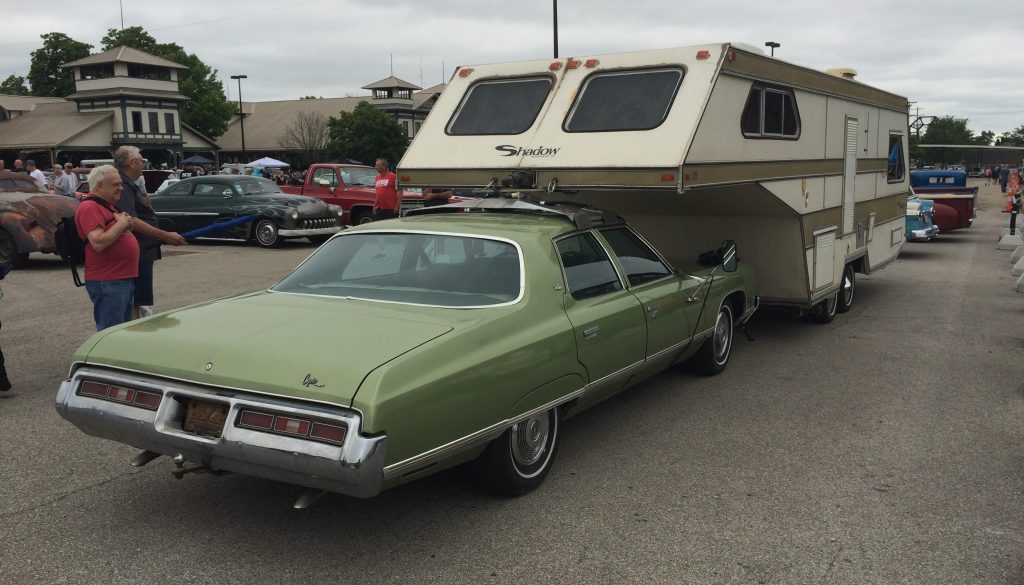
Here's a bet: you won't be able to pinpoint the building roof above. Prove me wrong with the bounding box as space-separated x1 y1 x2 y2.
0 101 112 149
62 46 187 70
362 76 421 91
66 87 187 101
0 95 68 113
412 83 446 111
217 97 366 151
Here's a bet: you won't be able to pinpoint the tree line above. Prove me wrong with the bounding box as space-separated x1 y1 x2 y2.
911 116 1024 166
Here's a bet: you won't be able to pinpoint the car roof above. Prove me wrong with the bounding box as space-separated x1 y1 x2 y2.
177 175 274 184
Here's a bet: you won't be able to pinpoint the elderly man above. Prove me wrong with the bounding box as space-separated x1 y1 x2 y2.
12 159 26 174
52 165 75 197
64 162 80 192
113 146 186 318
74 166 138 330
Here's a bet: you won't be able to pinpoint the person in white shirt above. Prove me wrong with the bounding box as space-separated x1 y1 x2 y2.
64 162 80 192
26 160 46 186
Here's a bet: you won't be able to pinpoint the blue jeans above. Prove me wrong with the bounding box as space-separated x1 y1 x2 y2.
85 279 134 330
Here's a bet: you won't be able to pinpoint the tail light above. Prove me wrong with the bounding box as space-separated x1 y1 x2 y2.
78 381 162 411
237 408 347 446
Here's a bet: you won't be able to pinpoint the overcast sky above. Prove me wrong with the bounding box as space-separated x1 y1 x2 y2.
2 0 1022 135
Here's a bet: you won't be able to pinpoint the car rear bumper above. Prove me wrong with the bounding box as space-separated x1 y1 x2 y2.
909 225 939 241
56 366 387 498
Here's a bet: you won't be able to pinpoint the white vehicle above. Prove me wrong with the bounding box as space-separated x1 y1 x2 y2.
399 43 909 321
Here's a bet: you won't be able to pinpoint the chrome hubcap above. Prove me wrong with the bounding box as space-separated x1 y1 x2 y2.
257 222 275 244
511 413 550 468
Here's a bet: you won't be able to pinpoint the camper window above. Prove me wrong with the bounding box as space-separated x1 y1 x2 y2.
447 77 552 135
564 68 683 133
741 85 800 138
887 134 905 182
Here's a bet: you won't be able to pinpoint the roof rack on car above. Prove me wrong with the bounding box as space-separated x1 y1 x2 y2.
404 195 624 230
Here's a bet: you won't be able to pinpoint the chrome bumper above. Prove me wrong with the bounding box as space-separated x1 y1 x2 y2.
909 225 939 241
55 366 387 498
279 226 342 237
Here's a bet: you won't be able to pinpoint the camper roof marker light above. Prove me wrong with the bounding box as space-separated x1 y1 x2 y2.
458 68 473 77
660 173 675 182
566 59 581 69
696 50 711 60
549 61 562 71
585 59 600 68
400 175 410 182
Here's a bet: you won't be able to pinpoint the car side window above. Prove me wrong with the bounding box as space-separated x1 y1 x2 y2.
168 182 192 196
599 227 671 286
556 233 623 300
312 167 338 187
193 183 227 197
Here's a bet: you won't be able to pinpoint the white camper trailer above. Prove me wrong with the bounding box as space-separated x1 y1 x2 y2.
398 43 909 320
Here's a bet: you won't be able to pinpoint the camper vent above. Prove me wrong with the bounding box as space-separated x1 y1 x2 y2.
825 68 857 80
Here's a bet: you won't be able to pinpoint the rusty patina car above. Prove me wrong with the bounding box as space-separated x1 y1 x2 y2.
0 171 78 266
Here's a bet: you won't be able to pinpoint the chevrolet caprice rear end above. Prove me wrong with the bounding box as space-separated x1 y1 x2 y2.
56 366 387 498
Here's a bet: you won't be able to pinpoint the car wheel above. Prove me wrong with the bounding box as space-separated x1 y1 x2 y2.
351 209 374 225
808 292 838 324
308 235 331 246
474 407 560 496
687 302 734 376
0 229 28 267
253 218 281 248
837 264 855 313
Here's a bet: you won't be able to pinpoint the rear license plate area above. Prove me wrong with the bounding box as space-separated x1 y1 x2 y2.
183 399 229 438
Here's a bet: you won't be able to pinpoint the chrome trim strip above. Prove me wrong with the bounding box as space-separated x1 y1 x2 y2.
278 227 342 236
154 211 220 217
382 385 589 481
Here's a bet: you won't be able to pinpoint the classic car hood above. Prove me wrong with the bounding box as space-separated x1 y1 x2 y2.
80 291 453 406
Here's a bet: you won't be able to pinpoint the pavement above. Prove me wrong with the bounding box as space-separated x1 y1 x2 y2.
0 180 1021 584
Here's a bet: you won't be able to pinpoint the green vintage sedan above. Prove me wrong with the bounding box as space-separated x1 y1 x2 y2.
56 198 757 501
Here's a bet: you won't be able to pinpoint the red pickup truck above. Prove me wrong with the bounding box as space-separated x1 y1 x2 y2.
280 164 427 225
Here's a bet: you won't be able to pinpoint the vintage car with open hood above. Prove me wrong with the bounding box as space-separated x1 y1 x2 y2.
56 198 756 503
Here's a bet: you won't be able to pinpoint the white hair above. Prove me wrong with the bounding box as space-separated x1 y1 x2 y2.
87 165 119 190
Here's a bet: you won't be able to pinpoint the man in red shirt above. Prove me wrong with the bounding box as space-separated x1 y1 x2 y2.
373 158 400 221
74 165 140 330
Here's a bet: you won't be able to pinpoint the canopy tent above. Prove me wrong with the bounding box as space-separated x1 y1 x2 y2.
245 157 289 168
182 154 215 165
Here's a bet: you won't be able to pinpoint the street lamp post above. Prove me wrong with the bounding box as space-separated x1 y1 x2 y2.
765 42 780 57
553 0 559 58
230 74 248 163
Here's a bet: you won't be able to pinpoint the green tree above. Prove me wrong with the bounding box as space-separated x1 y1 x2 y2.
996 125 1024 146
27 33 92 97
972 130 995 146
920 116 974 145
326 101 408 165
0 75 29 96
101 27 235 138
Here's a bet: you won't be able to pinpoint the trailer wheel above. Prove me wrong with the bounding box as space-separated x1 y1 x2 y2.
837 264 855 313
687 303 734 376
808 293 838 324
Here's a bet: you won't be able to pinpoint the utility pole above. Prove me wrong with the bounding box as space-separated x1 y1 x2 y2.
553 0 559 58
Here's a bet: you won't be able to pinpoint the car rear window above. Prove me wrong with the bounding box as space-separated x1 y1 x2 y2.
272 232 522 307
447 77 552 135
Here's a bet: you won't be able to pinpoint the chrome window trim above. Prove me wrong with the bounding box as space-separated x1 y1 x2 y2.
268 229 526 309
552 230 628 300
595 226 676 288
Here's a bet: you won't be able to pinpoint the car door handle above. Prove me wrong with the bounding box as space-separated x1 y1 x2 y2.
583 326 600 338
646 304 659 317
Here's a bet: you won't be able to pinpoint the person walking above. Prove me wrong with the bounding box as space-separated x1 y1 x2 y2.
113 146 186 319
372 158 400 221
74 166 138 330
64 162 80 193
999 165 1010 193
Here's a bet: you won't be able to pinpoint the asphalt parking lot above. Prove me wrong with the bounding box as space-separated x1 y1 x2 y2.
0 181 1021 584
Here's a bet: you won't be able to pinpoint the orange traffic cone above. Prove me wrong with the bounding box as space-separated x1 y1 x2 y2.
1006 171 1019 212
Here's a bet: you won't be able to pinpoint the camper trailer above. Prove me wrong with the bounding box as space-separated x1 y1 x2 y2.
398 43 909 321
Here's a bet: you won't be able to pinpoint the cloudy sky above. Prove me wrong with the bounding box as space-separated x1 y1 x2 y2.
2 0 1022 134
